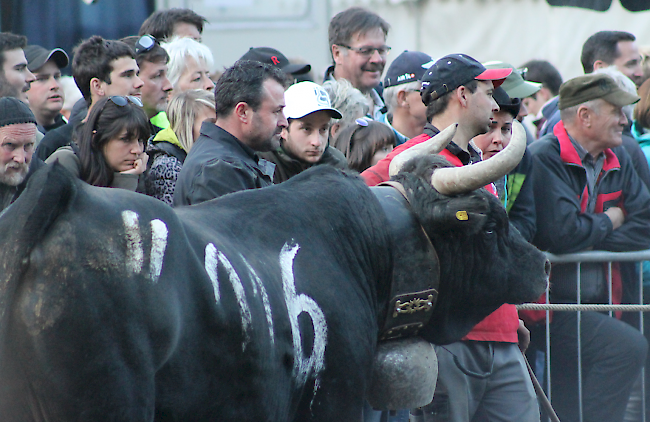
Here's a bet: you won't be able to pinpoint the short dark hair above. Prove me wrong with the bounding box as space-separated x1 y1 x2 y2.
77 96 151 187
139 8 207 41
119 35 169 68
520 60 563 96
581 30 636 74
215 60 288 117
425 80 477 122
0 32 27 71
328 7 390 61
72 36 135 105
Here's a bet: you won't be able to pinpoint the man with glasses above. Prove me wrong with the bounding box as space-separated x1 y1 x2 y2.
35 36 144 161
121 35 173 133
379 50 434 145
325 7 390 120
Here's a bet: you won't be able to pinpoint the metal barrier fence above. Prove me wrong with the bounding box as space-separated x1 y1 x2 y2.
516 249 650 422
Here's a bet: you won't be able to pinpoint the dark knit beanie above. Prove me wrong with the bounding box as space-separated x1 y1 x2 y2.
0 97 37 128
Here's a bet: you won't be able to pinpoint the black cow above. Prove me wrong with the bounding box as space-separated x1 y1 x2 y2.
0 153 548 421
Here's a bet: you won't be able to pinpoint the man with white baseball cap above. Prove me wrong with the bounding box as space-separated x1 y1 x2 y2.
260 81 348 183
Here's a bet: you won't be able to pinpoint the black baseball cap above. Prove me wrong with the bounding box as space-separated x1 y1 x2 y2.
240 47 311 76
383 50 435 88
24 45 69 72
492 86 521 118
420 54 512 105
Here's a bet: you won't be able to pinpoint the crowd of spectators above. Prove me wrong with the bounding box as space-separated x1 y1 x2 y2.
2 5 650 422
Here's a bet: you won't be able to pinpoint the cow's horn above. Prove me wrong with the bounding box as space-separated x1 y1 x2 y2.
430 119 526 195
388 123 458 177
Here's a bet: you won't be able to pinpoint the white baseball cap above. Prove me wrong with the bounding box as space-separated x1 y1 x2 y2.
283 81 342 120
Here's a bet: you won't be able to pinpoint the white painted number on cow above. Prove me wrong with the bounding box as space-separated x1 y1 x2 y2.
280 242 328 391
121 211 168 283
202 241 327 392
205 243 221 303
122 211 143 274
241 255 275 346
149 220 168 283
203 243 253 351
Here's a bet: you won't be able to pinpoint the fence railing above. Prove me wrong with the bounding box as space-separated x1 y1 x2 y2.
516 249 650 422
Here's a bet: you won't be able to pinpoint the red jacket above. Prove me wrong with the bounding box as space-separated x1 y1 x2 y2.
362 127 518 343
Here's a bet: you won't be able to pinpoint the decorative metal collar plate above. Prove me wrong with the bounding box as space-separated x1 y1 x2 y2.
393 294 435 318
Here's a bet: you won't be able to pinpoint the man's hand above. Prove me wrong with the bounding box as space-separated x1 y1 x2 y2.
517 319 530 353
604 206 625 230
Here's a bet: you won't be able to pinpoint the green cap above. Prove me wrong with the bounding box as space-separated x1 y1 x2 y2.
482 61 542 99
558 73 640 110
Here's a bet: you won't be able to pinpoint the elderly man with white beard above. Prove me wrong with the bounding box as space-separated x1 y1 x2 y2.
0 97 43 211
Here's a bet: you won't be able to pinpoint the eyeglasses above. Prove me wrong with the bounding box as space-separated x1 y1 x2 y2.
135 34 156 55
337 44 391 58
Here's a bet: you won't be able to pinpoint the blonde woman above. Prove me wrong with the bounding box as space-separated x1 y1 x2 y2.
144 89 215 205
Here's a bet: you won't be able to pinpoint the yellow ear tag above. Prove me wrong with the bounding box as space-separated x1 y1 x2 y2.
456 210 468 221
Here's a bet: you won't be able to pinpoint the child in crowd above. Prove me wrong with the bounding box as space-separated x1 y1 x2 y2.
332 118 396 172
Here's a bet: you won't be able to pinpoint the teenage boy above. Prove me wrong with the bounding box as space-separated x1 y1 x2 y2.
260 81 347 183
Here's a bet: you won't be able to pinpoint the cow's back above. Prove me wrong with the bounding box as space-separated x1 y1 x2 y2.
0 165 394 422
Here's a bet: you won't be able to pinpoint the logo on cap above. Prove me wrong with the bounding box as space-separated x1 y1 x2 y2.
271 56 280 66
397 73 416 83
314 87 330 107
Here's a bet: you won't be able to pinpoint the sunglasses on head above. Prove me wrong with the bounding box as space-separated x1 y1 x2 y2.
345 118 370 157
135 34 156 55
95 95 143 119
107 95 143 108
92 96 143 133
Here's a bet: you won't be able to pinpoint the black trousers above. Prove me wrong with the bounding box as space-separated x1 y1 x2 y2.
532 311 647 422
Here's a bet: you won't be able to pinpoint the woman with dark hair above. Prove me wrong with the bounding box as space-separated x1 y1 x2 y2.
46 96 150 190
332 118 395 172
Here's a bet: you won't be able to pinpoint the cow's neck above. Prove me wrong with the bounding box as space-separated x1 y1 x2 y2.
370 183 440 341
